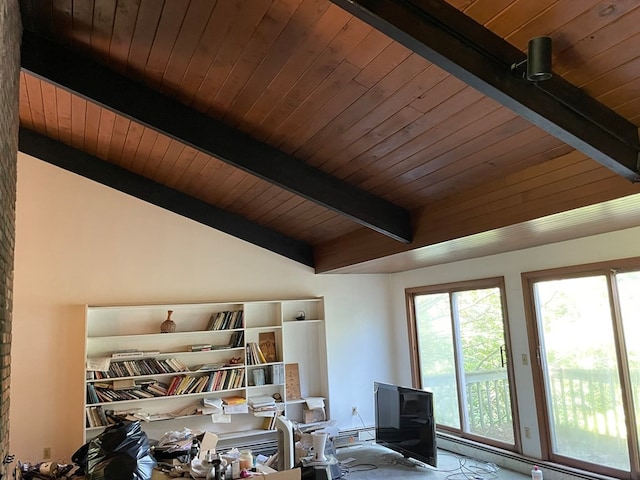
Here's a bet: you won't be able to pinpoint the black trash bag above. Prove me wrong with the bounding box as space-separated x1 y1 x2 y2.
72 421 156 480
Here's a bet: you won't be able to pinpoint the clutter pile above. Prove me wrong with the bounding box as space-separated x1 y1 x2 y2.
13 412 338 480
15 461 75 479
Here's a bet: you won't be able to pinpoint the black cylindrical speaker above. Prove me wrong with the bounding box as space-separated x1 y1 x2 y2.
527 36 552 81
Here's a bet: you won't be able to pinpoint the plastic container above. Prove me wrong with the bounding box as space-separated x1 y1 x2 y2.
239 450 253 470
232 459 240 479
531 465 543 480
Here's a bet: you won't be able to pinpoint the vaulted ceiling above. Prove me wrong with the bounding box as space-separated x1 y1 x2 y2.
17 0 640 273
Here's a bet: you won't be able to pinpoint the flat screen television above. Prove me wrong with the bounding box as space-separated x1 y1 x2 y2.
374 381 437 468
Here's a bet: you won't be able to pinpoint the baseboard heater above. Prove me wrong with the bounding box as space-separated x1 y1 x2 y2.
437 433 612 480
334 426 375 447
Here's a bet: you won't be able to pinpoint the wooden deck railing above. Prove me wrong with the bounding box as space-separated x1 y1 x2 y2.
428 368 628 442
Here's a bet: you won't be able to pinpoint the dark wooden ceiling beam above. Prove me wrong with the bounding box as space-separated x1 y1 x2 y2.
18 127 316 267
330 0 640 182
19 30 413 244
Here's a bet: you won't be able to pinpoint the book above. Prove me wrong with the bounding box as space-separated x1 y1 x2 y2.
166 376 183 396
190 344 212 352
113 379 136 390
112 351 144 358
111 350 159 359
229 331 244 348
259 332 278 363
246 342 267 365
206 310 245 330
285 363 301 400
248 394 276 407
271 364 285 385
195 363 225 371
222 395 246 405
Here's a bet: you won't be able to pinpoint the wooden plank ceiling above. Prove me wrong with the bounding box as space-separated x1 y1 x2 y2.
17 0 640 273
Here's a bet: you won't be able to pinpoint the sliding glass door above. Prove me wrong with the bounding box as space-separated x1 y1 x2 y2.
407 278 516 448
525 262 640 477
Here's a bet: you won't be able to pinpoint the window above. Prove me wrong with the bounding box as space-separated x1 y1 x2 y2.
523 261 640 478
407 278 517 450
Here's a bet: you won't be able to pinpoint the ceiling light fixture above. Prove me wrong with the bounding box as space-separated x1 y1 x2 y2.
511 36 552 82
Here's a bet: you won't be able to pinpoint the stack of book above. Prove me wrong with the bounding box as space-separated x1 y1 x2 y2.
248 395 279 416
200 397 223 415
222 395 248 414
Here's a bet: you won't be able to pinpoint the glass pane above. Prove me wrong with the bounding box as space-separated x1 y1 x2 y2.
615 271 640 455
415 293 460 429
534 276 629 470
455 288 514 444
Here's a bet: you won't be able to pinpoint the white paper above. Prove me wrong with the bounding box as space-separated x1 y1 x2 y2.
203 397 224 408
223 404 249 415
211 413 231 423
305 397 325 410
86 357 111 371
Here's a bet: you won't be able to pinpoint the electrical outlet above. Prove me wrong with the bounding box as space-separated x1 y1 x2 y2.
43 447 51 460
351 406 358 416
524 427 531 439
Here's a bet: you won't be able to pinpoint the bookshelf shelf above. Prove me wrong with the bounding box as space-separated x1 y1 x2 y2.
84 297 329 442
285 397 325 405
244 325 283 332
283 319 323 326
87 329 243 341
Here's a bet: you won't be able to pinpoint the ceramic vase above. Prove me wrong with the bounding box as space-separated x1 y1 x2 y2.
160 310 176 333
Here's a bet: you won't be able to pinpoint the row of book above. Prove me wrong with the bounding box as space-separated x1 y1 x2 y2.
87 382 162 403
86 368 246 404
246 342 267 365
230 331 244 348
85 405 118 428
165 369 245 396
267 363 285 385
165 369 242 396
89 357 189 380
207 310 244 330
262 411 284 431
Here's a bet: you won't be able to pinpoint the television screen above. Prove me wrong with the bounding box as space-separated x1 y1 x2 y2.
374 382 437 468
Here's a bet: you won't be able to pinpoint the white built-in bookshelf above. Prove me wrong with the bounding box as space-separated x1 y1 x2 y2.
84 298 329 442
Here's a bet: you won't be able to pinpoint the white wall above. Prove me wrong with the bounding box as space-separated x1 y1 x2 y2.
389 223 640 459
11 153 395 462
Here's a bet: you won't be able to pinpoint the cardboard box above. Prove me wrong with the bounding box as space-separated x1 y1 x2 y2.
303 407 326 424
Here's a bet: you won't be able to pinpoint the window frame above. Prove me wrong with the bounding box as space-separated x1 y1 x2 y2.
522 258 640 479
406 276 521 452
